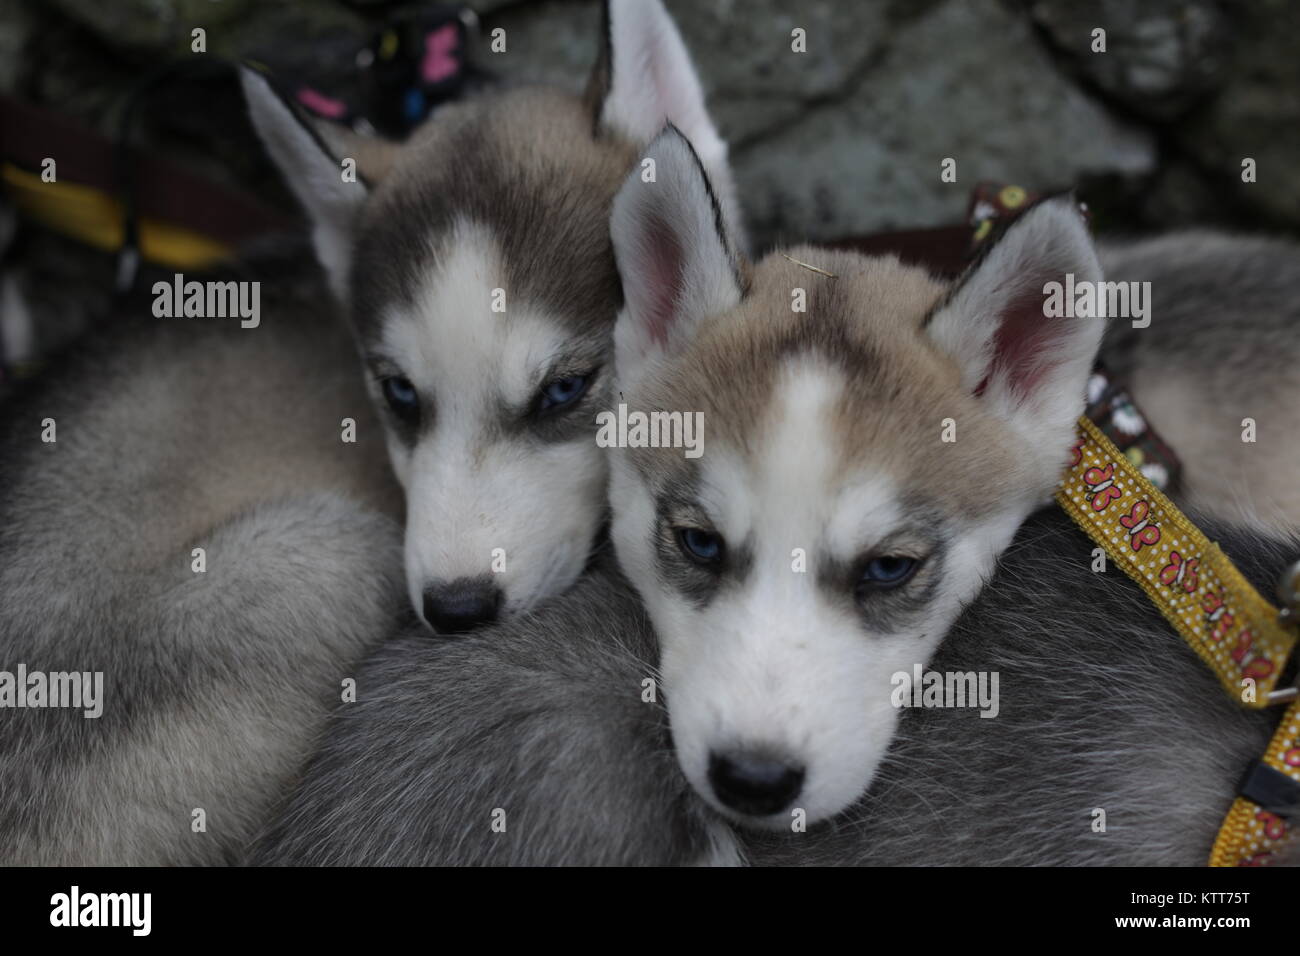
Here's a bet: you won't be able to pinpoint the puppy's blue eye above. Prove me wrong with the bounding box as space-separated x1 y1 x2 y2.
382 376 419 423
538 374 590 412
678 527 723 564
860 556 918 589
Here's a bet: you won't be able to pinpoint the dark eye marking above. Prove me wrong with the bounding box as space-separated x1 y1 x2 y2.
536 372 592 414
650 476 753 609
515 359 605 443
836 531 947 633
380 375 420 425
676 526 725 566
855 555 921 593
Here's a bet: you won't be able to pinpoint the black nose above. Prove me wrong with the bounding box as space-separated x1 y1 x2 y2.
708 750 804 816
421 578 502 635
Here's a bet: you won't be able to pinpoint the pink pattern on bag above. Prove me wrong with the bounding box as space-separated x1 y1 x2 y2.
422 23 460 83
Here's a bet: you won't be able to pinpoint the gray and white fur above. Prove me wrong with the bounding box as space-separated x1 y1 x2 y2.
250 507 1293 866
252 132 1300 866
0 249 408 865
241 0 742 634
0 0 735 864
1099 231 1300 532
747 506 1292 866
250 553 721 867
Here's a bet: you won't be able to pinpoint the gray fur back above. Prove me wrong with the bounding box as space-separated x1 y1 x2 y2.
1099 231 1300 530
251 554 722 866
252 508 1297 866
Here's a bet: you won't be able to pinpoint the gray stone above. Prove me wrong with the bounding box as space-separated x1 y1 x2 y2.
465 0 531 14
1027 0 1228 120
44 0 256 55
664 0 941 146
479 0 1155 246
478 0 938 146
35 0 369 64
731 0 1155 247
1174 0 1300 228
472 0 601 92
0 0 34 93
9 0 1296 262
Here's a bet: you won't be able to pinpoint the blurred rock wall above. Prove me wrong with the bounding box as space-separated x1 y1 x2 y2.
2 0 1297 249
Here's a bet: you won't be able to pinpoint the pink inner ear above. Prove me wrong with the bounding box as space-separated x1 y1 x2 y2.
987 285 1065 403
641 216 684 347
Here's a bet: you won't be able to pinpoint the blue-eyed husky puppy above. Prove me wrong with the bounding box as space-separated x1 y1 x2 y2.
605 129 1107 824
241 0 742 634
0 0 737 864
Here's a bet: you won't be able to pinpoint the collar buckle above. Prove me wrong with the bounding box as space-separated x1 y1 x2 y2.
1268 560 1300 705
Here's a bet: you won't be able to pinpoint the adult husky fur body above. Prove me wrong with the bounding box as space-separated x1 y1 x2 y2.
249 507 1292 866
251 553 713 867
0 247 407 865
1098 232 1300 532
241 0 742 633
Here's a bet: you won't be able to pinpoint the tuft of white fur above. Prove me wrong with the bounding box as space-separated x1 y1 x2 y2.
599 0 745 251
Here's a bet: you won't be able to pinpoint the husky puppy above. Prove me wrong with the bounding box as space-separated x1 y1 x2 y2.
1099 232 1300 532
604 130 1113 826
241 0 741 633
0 0 736 863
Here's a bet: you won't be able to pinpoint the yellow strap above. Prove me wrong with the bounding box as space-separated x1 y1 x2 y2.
1207 699 1300 866
1057 416 1296 706
1056 416 1299 866
2 162 231 270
